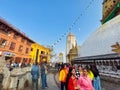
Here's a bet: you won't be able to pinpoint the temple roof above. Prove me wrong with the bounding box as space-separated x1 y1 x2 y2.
69 45 78 54
0 18 35 43
68 32 74 36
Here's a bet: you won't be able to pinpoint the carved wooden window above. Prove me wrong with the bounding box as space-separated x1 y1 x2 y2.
26 41 31 46
9 42 16 50
13 33 18 40
0 38 7 48
21 37 25 43
0 29 9 35
18 45 23 52
25 48 29 54
113 0 116 3
7 31 12 36
31 48 33 51
105 5 107 8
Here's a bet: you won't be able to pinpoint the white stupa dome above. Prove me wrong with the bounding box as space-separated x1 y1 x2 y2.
80 15 120 57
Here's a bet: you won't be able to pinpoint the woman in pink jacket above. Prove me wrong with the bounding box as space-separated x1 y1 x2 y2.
77 67 94 90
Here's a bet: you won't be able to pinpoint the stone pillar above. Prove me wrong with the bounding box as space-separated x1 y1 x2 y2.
26 72 32 86
2 65 11 90
9 76 18 90
18 75 26 90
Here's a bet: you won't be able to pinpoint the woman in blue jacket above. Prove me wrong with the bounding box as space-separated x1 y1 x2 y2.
90 65 101 90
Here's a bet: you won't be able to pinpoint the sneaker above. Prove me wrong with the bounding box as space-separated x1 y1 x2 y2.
45 86 48 88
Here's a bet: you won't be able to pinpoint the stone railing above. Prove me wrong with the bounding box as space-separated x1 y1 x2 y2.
0 57 42 90
0 57 32 90
2 67 32 90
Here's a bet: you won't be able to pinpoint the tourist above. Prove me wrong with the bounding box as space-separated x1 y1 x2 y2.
78 65 83 75
10 60 14 67
21 61 26 68
85 65 94 81
76 65 83 79
31 62 40 90
66 67 80 90
77 67 94 90
6 59 13 71
90 65 101 90
19 61 22 67
40 60 48 90
59 63 68 90
44 62 48 88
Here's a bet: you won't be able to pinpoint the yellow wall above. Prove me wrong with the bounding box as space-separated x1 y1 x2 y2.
30 43 51 63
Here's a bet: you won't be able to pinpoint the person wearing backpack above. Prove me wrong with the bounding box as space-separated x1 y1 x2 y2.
31 62 40 90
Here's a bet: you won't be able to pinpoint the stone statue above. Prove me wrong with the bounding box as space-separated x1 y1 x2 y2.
0 57 11 90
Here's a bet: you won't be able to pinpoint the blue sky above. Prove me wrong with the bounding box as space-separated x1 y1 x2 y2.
0 0 103 60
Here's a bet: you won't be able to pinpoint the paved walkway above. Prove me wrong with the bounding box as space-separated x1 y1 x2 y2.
26 72 60 90
45 73 60 90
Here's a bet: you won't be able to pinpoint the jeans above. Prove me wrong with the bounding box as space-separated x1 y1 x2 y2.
41 74 48 89
61 82 66 90
31 78 38 90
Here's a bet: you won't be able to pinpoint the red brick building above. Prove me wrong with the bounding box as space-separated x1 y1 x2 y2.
0 18 35 63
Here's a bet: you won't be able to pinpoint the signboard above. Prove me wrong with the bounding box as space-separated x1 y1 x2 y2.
4 52 16 57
